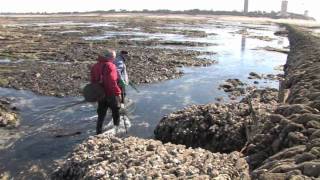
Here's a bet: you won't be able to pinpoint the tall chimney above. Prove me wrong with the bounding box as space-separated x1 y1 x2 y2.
244 0 249 14
281 0 288 16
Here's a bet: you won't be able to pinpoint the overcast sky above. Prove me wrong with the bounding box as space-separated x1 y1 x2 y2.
1 0 319 20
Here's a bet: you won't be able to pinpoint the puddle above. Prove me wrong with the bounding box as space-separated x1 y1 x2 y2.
59 30 83 34
5 21 118 28
84 23 288 53
38 60 72 65
0 22 287 178
0 59 11 63
0 59 25 64
83 31 186 41
88 22 116 27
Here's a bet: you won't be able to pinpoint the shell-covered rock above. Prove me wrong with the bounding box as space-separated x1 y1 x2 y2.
52 135 250 179
155 103 249 153
246 26 320 179
154 88 278 153
0 97 19 128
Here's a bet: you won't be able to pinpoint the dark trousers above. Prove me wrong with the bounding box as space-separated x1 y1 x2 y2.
96 96 120 134
121 86 126 103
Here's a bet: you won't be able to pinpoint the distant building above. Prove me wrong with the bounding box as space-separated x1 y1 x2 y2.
244 0 249 14
304 10 309 17
281 0 288 16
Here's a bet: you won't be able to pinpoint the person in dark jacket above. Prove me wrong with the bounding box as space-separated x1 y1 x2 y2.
91 49 122 134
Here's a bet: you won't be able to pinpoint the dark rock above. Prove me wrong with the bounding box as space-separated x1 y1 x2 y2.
258 173 286 180
300 161 320 177
293 113 320 125
307 138 320 150
0 97 19 128
295 152 317 164
249 72 262 79
275 104 315 117
306 120 320 129
274 30 288 37
310 130 320 140
269 114 287 124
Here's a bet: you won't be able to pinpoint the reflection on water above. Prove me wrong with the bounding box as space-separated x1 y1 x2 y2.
241 30 247 53
0 22 288 178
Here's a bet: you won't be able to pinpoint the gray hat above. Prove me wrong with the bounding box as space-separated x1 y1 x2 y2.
102 49 116 59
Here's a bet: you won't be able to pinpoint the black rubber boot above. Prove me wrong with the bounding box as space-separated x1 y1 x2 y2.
96 116 104 135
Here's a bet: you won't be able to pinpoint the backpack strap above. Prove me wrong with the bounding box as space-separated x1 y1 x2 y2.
99 63 107 84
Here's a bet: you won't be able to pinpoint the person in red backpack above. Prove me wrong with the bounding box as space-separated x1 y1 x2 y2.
90 49 122 134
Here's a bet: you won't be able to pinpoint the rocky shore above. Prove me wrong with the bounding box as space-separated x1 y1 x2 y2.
154 88 278 153
247 26 320 179
154 26 320 179
52 135 250 179
51 25 320 179
0 16 215 97
52 88 276 179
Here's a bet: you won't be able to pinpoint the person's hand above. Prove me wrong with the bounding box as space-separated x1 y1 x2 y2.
119 79 127 88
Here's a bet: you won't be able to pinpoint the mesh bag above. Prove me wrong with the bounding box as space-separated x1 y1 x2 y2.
82 83 105 102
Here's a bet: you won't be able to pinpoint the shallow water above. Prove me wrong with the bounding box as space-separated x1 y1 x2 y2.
0 21 287 177
0 59 11 63
4 21 118 28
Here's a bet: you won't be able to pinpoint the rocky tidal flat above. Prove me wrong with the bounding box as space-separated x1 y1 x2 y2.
0 16 215 97
1 14 317 179
154 26 320 179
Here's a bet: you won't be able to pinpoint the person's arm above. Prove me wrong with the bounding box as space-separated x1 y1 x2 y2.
115 56 122 80
123 63 129 84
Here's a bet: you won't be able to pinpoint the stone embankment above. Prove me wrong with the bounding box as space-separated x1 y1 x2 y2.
248 26 320 179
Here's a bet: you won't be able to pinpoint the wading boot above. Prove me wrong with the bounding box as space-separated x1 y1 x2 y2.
96 116 104 135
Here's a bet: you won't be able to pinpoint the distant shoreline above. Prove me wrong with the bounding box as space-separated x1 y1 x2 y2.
0 10 315 21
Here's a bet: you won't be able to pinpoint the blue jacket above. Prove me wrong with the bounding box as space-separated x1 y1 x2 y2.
115 54 129 84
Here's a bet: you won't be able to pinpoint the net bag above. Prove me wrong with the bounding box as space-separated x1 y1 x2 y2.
82 83 105 102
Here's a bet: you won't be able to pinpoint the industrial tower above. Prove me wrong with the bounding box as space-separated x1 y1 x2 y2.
244 0 249 14
281 0 288 16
